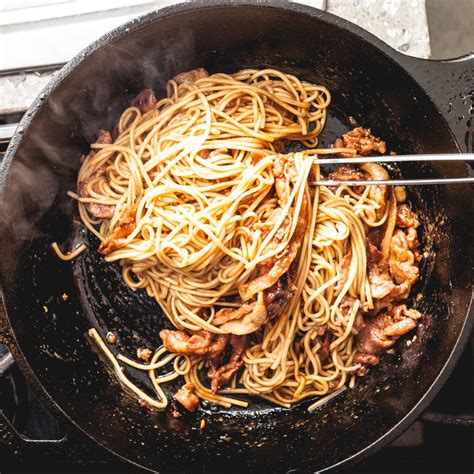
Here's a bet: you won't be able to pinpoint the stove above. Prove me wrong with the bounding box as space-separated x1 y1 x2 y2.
0 135 473 473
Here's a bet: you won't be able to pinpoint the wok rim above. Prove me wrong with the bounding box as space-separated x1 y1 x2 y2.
0 1 473 472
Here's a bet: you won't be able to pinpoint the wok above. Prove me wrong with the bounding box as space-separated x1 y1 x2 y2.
0 2 472 472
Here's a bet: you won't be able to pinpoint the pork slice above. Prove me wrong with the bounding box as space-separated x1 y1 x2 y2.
78 162 116 219
366 242 396 300
131 89 157 114
332 127 388 216
172 68 209 85
388 229 419 286
99 208 136 255
396 204 419 229
355 304 421 365
175 383 199 412
327 164 365 194
96 129 113 144
332 127 386 157
239 184 308 303
159 329 229 359
213 297 267 335
263 271 295 319
210 335 248 393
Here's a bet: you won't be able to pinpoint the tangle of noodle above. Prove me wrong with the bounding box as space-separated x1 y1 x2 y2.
77 69 389 410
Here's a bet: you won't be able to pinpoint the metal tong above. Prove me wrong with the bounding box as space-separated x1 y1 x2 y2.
313 153 474 186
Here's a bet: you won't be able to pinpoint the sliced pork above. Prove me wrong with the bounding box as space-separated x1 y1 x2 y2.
159 329 228 359
172 68 209 85
333 127 387 157
327 164 366 194
239 155 308 303
131 89 158 114
99 208 136 255
354 304 421 365
96 129 113 144
174 383 199 412
208 335 248 393
388 229 420 286
160 328 247 394
212 297 267 335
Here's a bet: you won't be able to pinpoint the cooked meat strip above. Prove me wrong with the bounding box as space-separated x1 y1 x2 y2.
366 242 396 300
327 164 366 194
172 68 209 85
333 128 388 217
360 162 389 219
79 188 115 218
131 89 157 114
174 383 199 412
273 139 287 153
388 229 420 286
354 304 420 365
159 329 229 359
370 281 413 315
239 158 308 302
96 129 113 144
365 196 420 313
212 295 267 335
317 332 331 362
405 227 420 252
255 207 287 242
78 170 115 219
238 202 306 303
80 131 108 162
392 304 421 322
209 335 248 393
333 127 387 157
272 154 298 206
396 204 419 229
160 328 247 393
353 353 380 366
394 186 407 203
366 238 420 314
355 313 395 357
99 208 136 255
328 164 365 182
383 318 417 337
136 348 152 361
263 271 295 319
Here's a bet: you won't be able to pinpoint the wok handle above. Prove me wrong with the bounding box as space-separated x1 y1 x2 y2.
0 302 113 464
396 53 474 153
0 298 115 464
0 410 114 464
420 410 474 427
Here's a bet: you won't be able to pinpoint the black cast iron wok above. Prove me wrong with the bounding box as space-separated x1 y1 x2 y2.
0 2 472 472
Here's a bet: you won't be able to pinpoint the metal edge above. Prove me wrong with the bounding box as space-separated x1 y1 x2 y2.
325 296 474 472
0 1 473 471
394 53 474 152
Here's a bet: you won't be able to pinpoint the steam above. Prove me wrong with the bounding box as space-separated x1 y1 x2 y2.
0 157 59 241
0 26 198 254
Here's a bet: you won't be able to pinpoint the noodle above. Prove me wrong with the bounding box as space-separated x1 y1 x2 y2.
52 242 87 261
74 69 400 411
88 328 169 409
